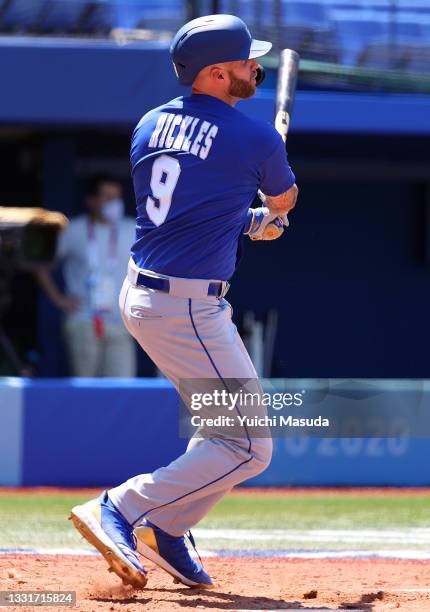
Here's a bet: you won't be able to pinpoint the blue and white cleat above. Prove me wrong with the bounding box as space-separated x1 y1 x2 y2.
69 491 147 588
134 520 213 588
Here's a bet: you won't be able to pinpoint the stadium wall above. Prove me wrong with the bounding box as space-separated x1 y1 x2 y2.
1 378 429 487
0 38 429 133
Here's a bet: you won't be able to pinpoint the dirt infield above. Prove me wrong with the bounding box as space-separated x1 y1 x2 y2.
1 555 430 611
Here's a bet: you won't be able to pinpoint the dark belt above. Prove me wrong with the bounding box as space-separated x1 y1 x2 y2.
136 271 227 298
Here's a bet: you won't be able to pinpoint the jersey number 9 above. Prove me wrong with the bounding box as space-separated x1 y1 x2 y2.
146 154 181 226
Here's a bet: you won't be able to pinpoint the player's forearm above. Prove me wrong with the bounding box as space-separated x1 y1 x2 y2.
262 183 299 216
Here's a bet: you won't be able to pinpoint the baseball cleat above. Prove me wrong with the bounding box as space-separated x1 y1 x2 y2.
134 520 213 588
69 491 147 589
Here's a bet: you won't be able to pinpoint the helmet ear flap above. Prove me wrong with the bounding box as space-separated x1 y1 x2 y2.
255 64 265 86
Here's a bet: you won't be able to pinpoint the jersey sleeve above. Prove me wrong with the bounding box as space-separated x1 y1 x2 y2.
258 134 296 197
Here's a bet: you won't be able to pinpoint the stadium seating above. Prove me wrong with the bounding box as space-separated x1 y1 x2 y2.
320 0 430 11
358 40 430 74
79 1 114 35
217 1 430 69
219 0 255 24
384 0 430 13
279 24 339 63
0 0 428 74
111 0 184 31
0 0 184 34
0 0 46 31
332 10 429 64
357 41 409 70
281 1 330 26
405 45 430 73
41 0 89 34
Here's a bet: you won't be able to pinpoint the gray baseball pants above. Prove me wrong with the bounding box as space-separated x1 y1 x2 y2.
108 264 272 536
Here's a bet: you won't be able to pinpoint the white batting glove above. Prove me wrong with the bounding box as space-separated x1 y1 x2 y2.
244 207 284 241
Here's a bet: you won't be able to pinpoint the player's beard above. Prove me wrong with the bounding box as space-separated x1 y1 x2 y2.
227 71 256 98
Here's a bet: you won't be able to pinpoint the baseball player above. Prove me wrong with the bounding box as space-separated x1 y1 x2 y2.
70 14 298 590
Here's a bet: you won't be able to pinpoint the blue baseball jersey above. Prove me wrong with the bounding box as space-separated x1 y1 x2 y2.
131 93 295 281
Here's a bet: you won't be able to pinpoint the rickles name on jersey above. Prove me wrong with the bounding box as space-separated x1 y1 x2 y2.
149 113 219 160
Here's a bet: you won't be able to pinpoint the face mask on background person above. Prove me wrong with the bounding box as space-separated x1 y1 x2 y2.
101 198 125 224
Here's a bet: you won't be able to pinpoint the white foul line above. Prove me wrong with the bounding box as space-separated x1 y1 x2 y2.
193 527 430 544
1 547 430 560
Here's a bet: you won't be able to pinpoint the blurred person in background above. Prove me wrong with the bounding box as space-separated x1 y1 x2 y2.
36 175 136 377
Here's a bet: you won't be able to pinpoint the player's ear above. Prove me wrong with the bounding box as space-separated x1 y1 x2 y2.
209 65 225 82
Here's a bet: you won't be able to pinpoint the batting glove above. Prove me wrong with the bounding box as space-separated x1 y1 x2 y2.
244 207 284 241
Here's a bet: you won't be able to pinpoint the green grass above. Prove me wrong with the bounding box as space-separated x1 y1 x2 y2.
0 492 428 551
0 494 90 549
199 494 430 530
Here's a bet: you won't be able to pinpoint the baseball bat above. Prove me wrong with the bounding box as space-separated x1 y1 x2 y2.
253 49 299 240
275 49 300 144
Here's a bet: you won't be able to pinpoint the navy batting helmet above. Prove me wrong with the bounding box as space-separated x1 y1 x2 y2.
170 14 272 86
